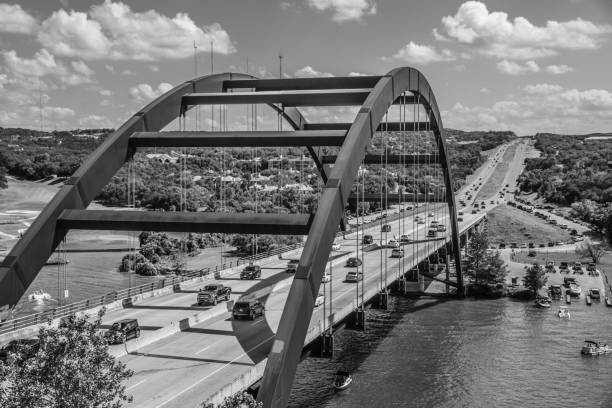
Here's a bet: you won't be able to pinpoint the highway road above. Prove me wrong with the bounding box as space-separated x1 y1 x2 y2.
112 142 514 407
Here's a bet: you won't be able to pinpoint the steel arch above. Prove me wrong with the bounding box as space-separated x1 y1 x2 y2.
257 67 462 407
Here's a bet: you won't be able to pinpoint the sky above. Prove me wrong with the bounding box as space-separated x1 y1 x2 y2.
0 0 611 135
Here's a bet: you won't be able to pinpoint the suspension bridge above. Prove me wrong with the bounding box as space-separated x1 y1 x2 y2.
0 67 493 407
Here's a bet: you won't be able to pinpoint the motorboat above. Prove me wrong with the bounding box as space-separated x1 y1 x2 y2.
535 298 551 308
557 306 570 318
605 297 612 307
45 257 70 266
581 340 612 356
28 289 52 302
333 370 353 390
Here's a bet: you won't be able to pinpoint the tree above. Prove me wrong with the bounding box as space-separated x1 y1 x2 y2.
0 313 133 408
523 263 547 296
0 165 7 189
202 392 262 408
606 212 612 246
479 251 509 285
576 239 605 264
465 229 489 286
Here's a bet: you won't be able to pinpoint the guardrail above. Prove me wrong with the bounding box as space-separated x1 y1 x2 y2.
0 243 304 336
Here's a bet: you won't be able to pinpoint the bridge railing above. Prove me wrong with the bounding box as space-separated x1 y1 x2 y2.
0 242 305 337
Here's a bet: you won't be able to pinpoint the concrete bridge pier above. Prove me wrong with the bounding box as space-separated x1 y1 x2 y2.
347 307 366 331
311 332 334 358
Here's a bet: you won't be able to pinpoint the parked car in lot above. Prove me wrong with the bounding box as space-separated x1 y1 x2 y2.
510 243 518 249
499 243 506 249
232 299 264 320
391 248 405 258
197 284 232 305
286 259 299 273
345 270 363 282
362 234 373 245
240 264 262 279
589 288 601 299
346 257 362 267
105 319 140 344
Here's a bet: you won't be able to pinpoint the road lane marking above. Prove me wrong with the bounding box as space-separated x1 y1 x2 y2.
194 345 210 355
152 334 275 408
127 378 148 391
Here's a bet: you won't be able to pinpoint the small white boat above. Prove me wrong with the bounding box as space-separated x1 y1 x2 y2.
535 299 551 308
333 370 352 390
557 306 570 319
28 289 52 302
567 284 582 297
581 340 612 356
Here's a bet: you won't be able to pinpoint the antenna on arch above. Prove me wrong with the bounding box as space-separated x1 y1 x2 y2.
278 51 283 78
193 40 198 77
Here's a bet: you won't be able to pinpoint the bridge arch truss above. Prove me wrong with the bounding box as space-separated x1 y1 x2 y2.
0 67 462 407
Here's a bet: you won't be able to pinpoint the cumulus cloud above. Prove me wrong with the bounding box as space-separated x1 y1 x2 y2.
307 0 376 22
523 83 564 95
0 3 39 34
37 0 235 61
293 66 334 78
387 41 456 64
1 49 95 87
128 82 173 104
497 60 540 75
99 89 112 96
546 64 573 74
443 84 612 135
437 1 612 59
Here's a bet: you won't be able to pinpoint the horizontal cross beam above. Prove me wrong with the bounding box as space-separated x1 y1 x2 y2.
129 130 347 148
348 193 447 203
304 122 431 132
321 154 439 165
57 210 313 235
223 76 382 91
182 89 371 107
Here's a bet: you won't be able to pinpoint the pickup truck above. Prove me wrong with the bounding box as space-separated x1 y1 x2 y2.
197 284 232 305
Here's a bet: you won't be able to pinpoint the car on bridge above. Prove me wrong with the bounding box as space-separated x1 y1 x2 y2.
362 235 373 245
332 242 341 251
427 229 437 238
381 224 391 232
286 259 299 273
322 272 331 283
400 234 411 244
387 239 400 248
436 224 446 232
346 257 362 267
197 284 232 306
345 270 363 282
458 216 464 222
314 293 325 307
104 319 140 344
240 264 262 279
232 299 264 320
391 248 405 258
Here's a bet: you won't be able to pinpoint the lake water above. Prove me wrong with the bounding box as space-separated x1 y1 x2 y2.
289 295 612 408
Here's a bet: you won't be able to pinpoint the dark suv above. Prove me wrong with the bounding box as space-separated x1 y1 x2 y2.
345 257 362 267
197 284 232 305
240 265 262 279
232 299 265 320
104 319 140 344
362 234 373 245
381 224 391 232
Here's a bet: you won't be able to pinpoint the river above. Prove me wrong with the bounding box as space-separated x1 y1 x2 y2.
289 295 612 407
